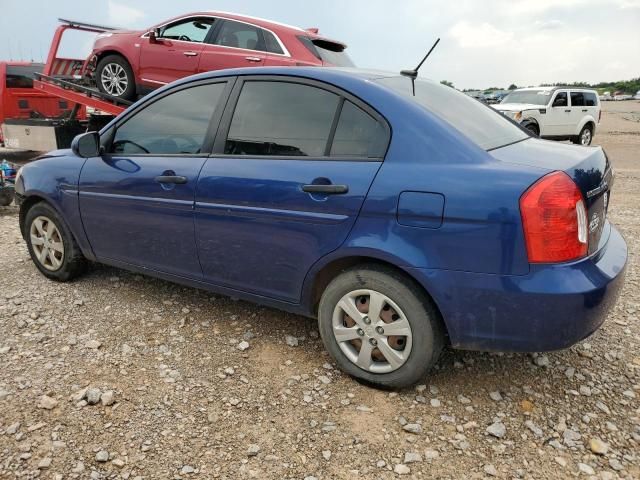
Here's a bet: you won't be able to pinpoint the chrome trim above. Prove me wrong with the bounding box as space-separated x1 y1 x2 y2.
140 77 168 85
140 14 291 57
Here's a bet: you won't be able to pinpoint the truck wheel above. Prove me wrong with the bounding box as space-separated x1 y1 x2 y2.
573 125 593 146
524 123 539 137
96 55 136 100
25 202 87 282
317 264 444 389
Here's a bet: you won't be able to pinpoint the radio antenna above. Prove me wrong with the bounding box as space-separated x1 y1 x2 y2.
400 38 440 95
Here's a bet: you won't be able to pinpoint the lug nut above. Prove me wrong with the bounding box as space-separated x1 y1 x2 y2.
363 316 371 325
376 326 384 335
357 328 364 336
369 338 378 346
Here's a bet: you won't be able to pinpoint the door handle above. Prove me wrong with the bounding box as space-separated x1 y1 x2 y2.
155 175 188 184
582 109 588 112
302 184 349 194
564 109 571 112
245 56 262 62
183 51 198 57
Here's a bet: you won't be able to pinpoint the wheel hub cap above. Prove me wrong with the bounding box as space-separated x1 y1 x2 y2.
101 63 128 96
30 216 64 271
332 289 413 374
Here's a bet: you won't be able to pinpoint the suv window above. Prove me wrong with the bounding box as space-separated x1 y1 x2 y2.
584 92 598 106
331 101 387 157
263 30 284 54
215 20 264 51
160 17 214 43
570 92 585 107
225 81 339 157
552 92 568 107
298 36 354 67
378 76 528 150
111 82 225 155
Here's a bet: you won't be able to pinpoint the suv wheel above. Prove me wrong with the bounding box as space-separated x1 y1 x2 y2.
96 55 136 100
573 125 593 146
318 265 444 389
524 123 539 137
25 202 87 282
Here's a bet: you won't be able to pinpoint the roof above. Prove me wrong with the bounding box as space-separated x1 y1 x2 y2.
515 86 598 93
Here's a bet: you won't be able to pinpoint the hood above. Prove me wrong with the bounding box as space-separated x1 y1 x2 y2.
491 138 612 255
492 103 544 112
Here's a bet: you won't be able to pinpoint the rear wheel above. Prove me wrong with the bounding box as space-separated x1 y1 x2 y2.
96 55 136 100
318 265 444 389
573 124 593 146
25 202 87 281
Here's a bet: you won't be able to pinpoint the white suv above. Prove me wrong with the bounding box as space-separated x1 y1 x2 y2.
493 87 601 145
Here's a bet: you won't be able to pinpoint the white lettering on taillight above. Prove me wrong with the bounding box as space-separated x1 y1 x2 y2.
576 199 587 244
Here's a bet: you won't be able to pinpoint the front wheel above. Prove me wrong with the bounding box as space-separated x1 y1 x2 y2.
573 125 593 146
96 55 136 100
318 265 444 389
25 202 87 282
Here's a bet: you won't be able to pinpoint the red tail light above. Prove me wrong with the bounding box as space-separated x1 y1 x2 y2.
520 171 588 263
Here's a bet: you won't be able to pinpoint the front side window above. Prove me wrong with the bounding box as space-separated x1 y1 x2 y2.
570 92 585 107
552 92 568 107
160 17 214 43
110 82 225 155
331 101 387 157
215 20 264 51
225 81 339 157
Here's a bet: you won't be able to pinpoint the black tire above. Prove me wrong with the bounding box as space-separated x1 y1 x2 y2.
24 202 87 282
318 264 444 389
95 54 136 101
0 188 14 206
524 122 539 137
572 124 593 146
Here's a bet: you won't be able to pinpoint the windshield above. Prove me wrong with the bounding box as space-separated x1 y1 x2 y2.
377 76 528 150
501 90 552 105
298 36 354 67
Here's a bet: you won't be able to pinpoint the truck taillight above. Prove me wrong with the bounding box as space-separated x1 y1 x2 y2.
520 171 588 263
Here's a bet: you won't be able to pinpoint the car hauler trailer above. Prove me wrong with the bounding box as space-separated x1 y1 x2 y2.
1 19 130 152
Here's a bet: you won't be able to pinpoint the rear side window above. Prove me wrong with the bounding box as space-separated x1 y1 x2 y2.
215 20 264 51
331 101 387 157
570 92 585 107
111 82 225 155
584 92 598 106
263 30 284 54
226 81 339 157
298 36 354 67
378 76 528 150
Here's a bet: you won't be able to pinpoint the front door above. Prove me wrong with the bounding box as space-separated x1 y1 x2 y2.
545 91 571 136
194 78 389 302
139 17 215 88
79 80 229 278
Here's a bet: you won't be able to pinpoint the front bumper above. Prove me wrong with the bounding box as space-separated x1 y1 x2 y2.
408 222 627 352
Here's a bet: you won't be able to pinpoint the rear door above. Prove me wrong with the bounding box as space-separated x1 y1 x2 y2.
194 77 389 302
79 80 231 278
569 91 588 135
198 19 266 72
139 17 215 87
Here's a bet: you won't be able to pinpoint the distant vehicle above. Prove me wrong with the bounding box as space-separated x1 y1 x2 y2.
635 90 640 100
15 67 626 388
494 86 601 145
614 94 633 101
0 62 86 146
600 91 612 101
83 11 353 100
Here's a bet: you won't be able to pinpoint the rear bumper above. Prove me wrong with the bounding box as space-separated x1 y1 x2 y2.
408 223 627 352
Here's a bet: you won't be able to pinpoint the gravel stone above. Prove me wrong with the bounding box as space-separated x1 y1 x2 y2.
394 464 411 475
247 444 260 456
404 452 422 463
38 395 58 410
85 388 101 405
403 423 423 434
95 450 109 462
100 390 115 406
486 421 506 438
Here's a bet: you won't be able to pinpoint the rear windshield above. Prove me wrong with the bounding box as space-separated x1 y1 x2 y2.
501 90 552 105
6 64 43 89
298 36 354 67
377 76 528 150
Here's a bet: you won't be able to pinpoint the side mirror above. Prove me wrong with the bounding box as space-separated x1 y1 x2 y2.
149 28 161 44
71 131 100 158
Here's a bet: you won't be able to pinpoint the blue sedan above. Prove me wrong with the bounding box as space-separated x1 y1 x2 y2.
14 67 627 388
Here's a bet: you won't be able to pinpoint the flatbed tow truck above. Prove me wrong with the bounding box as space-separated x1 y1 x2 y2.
1 19 132 153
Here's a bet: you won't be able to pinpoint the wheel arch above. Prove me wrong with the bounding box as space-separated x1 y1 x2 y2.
302 252 450 342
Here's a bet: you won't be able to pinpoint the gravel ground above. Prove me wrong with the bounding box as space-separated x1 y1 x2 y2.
1 101 638 479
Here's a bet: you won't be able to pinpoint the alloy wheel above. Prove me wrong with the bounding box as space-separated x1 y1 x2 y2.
580 128 592 145
100 63 128 97
332 289 413 374
30 216 64 271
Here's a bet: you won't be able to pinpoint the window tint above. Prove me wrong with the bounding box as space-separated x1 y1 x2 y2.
377 76 528 150
6 64 42 88
215 20 264 51
161 17 214 43
570 92 585 107
331 101 386 157
111 83 225 155
225 81 339 157
263 30 284 54
552 92 567 107
584 92 598 106
298 36 355 67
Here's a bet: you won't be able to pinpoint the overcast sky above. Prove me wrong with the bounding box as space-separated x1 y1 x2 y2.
0 0 638 89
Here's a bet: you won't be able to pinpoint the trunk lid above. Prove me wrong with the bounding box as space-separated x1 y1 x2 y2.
491 138 612 255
